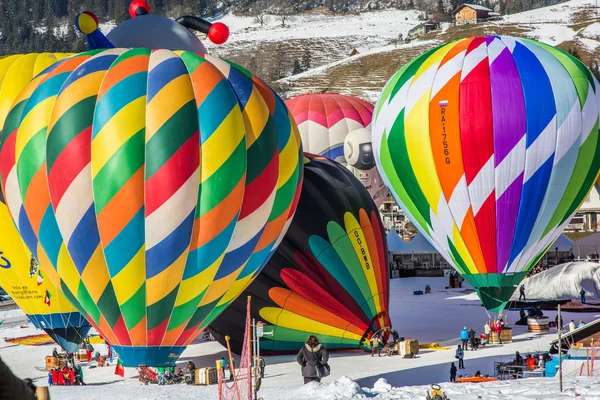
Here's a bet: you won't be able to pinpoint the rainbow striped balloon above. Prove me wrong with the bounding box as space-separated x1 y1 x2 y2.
1 49 303 366
373 36 600 312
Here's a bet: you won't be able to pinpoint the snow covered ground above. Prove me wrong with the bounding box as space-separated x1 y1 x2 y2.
3 277 600 399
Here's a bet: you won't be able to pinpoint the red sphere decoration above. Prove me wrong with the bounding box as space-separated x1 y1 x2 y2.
129 0 151 18
208 22 229 45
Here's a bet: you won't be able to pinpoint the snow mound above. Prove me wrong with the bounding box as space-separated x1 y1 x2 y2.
511 262 600 302
296 376 365 399
372 378 392 393
0 307 25 320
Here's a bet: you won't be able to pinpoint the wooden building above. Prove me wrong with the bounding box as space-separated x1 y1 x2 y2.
452 3 493 25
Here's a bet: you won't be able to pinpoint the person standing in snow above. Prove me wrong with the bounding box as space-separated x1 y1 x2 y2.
484 321 491 345
296 335 329 384
493 320 503 344
460 326 469 350
569 320 576 332
450 362 457 382
578 320 585 328
468 328 476 351
371 335 382 357
455 345 465 369
519 284 526 301
580 288 586 304
391 329 400 343
157 367 166 385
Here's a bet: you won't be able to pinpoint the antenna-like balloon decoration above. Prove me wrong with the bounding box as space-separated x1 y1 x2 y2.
129 0 151 18
176 16 229 44
74 11 115 50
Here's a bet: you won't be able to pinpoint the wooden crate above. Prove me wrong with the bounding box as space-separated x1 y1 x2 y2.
528 317 549 332
489 329 513 344
399 339 419 356
195 367 218 385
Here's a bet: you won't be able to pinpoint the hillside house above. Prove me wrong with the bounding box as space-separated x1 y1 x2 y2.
453 3 493 25
405 22 438 41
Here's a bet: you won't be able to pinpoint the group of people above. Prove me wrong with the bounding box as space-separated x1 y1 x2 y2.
459 327 479 351
513 351 549 374
484 319 506 344
48 365 84 386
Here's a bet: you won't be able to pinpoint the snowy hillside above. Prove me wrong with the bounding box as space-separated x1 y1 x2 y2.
276 0 600 101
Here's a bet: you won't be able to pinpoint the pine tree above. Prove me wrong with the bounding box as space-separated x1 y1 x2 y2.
292 59 302 75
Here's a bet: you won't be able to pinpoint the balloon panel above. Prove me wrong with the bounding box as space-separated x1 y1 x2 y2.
286 93 388 206
373 36 600 311
209 154 389 354
1 49 303 366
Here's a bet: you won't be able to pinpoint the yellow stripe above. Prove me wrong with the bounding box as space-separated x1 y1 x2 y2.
56 245 81 298
80 246 111 302
343 212 381 314
198 264 246 306
146 249 187 306
216 273 254 306
259 307 363 341
200 106 245 183
36 247 61 291
241 88 269 148
112 246 146 304
276 124 300 189
48 71 106 132
146 75 195 141
32 53 58 77
15 97 55 161
92 96 146 178
174 252 225 307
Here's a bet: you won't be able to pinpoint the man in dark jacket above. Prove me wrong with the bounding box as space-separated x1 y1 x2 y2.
296 335 329 384
450 362 457 382
0 356 37 399
468 328 476 351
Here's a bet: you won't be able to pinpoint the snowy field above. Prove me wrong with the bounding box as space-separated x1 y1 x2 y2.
2 277 600 399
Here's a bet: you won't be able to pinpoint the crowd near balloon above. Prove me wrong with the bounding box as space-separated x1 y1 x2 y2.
0 0 599 374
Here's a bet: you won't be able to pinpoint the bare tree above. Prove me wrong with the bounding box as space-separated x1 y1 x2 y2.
273 0 295 27
254 0 269 26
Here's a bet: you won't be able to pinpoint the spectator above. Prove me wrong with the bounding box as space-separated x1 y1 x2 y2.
580 288 586 304
450 363 457 382
371 335 382 357
578 320 585 328
460 327 469 350
0 356 36 399
455 345 465 369
519 284 526 301
569 320 576 332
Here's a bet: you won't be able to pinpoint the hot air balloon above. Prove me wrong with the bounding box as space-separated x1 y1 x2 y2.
286 93 388 206
0 199 91 353
373 36 600 312
209 154 390 354
0 48 302 366
0 53 91 354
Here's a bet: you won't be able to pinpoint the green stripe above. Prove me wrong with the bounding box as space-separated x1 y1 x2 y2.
167 289 206 331
145 100 198 178
184 298 219 330
1 100 27 151
113 48 151 65
246 116 278 184
197 138 246 217
17 129 46 198
179 51 206 74
60 279 90 320
46 96 96 171
147 284 179 331
96 282 120 328
120 283 146 331
77 282 100 325
447 239 469 275
93 129 145 213
257 326 361 351
387 108 432 226
267 168 299 222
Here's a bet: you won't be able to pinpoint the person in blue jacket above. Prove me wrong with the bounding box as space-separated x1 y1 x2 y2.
460 327 469 350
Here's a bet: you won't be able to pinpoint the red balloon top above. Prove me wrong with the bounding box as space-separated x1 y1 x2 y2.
208 22 229 45
129 0 151 18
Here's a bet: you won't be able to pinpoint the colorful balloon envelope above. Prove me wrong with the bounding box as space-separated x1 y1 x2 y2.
0 49 303 366
286 93 388 206
209 154 390 354
373 36 600 312
0 53 91 354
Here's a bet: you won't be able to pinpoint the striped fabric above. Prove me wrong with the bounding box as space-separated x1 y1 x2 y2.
1 49 303 366
373 36 600 312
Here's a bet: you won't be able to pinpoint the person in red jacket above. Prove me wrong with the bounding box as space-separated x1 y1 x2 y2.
69 367 75 385
51 368 58 385
57 367 65 385
494 320 503 345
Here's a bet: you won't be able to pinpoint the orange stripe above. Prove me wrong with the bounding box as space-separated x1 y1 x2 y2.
97 167 144 245
97 55 149 100
52 55 91 75
161 323 186 347
98 314 120 345
190 61 225 107
194 178 245 249
269 288 365 337
255 207 289 250
360 209 385 311
252 77 276 115
183 328 203 347
23 166 51 234
128 316 147 346
460 209 487 273
439 38 472 68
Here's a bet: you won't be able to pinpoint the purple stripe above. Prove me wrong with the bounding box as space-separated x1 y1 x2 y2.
495 174 523 272
487 37 527 273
